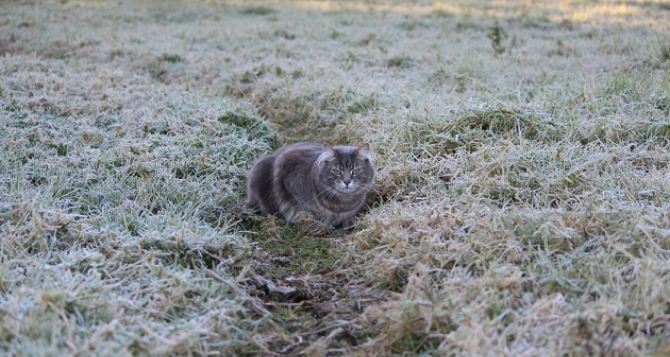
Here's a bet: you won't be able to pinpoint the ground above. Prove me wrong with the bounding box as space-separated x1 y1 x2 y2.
1 0 670 355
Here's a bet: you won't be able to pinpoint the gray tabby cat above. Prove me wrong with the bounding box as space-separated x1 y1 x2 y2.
246 142 375 228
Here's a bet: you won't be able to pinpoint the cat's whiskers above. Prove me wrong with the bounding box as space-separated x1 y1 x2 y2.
312 187 336 201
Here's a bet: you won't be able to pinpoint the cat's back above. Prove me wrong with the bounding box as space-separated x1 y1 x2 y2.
273 142 323 169
246 142 323 213
275 142 323 159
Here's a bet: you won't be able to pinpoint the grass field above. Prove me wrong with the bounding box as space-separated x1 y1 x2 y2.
2 0 670 355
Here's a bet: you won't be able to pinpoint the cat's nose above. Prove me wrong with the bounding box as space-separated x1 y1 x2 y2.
343 178 351 186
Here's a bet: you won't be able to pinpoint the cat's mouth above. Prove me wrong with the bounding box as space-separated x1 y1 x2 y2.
335 182 359 194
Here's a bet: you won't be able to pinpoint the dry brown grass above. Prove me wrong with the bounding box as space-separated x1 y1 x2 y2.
2 0 670 355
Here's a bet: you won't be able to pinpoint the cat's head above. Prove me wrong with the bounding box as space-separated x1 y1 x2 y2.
315 144 375 195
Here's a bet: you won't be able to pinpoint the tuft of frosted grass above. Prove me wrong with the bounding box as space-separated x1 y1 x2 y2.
2 0 670 354
0 49 278 353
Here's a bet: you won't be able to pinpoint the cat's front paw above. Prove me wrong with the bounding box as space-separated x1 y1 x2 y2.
293 212 330 236
338 219 355 231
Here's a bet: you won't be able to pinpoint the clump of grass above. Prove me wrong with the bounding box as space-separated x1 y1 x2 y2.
158 53 184 63
516 15 552 29
426 56 482 91
454 15 483 31
407 106 561 158
224 64 271 96
431 3 453 18
218 111 278 143
598 69 669 113
107 48 124 59
387 56 413 68
659 42 670 63
50 143 68 156
273 29 295 40
487 22 515 56
347 94 380 114
454 54 483 79
550 39 576 57
250 87 367 144
252 221 340 276
240 6 276 16
357 33 376 46
604 71 642 97
360 266 456 353
398 20 427 31
425 66 454 89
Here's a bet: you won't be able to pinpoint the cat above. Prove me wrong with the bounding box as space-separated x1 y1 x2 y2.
246 142 375 228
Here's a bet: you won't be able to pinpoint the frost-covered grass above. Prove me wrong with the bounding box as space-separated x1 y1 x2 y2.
1 0 670 355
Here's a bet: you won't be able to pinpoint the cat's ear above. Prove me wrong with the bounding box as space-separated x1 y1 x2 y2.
317 144 337 167
356 143 372 161
323 144 336 156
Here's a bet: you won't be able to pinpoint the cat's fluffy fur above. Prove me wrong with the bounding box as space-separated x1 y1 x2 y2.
246 142 375 227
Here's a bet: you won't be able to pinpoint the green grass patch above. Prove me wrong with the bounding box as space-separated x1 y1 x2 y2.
240 6 276 15
250 221 340 277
